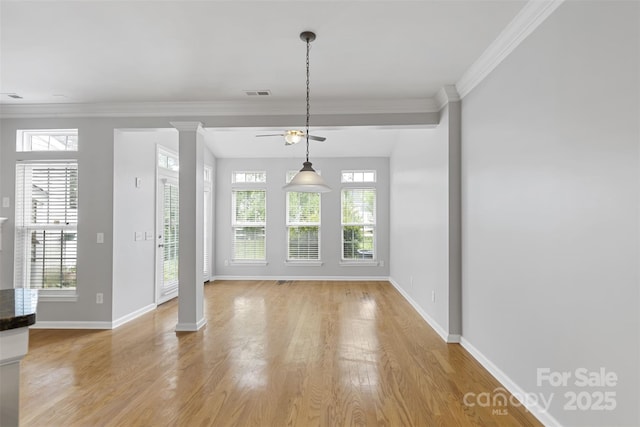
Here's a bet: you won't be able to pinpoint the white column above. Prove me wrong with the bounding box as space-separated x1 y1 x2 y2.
171 121 206 332
440 85 463 340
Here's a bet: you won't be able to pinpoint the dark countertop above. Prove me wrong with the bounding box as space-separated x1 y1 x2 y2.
0 289 38 331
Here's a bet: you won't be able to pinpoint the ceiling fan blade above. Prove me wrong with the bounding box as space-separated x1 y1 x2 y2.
256 134 285 137
308 135 326 142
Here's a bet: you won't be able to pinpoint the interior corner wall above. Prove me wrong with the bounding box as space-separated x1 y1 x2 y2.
461 1 639 426
389 126 450 337
112 129 178 321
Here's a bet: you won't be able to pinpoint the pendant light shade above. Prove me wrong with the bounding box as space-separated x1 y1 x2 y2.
283 31 331 193
283 161 331 193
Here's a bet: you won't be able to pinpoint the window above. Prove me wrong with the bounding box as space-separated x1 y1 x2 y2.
203 166 213 280
158 148 179 172
14 162 78 290
287 192 320 261
341 188 376 261
232 189 266 261
17 129 78 152
232 171 266 184
341 170 376 183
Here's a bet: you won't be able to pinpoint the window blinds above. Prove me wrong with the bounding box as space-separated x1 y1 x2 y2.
15 162 78 289
287 192 320 260
232 190 266 261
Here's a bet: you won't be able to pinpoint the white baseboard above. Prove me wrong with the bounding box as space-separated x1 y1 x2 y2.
387 278 459 343
30 321 112 330
212 275 389 282
112 303 157 329
460 337 562 427
175 317 207 332
30 304 158 330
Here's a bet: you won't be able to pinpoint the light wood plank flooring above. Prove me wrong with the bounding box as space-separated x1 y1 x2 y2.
21 280 542 426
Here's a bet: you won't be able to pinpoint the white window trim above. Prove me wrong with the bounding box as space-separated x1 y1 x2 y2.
17 129 79 152
232 171 267 184
14 159 79 296
203 165 213 281
229 260 269 266
341 169 376 183
15 130 80 300
285 260 323 267
285 190 321 262
157 145 179 176
38 291 79 302
339 260 380 267
231 188 267 263
340 186 377 264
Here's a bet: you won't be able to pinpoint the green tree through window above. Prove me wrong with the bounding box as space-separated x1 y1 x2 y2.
341 188 376 260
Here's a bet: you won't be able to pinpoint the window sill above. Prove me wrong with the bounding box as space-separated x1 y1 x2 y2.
229 261 268 266
340 260 379 267
285 260 323 267
39 292 78 302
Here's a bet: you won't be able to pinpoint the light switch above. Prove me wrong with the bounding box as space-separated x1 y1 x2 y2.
135 177 142 188
97 232 104 244
134 231 143 241
145 231 154 240
2 197 9 208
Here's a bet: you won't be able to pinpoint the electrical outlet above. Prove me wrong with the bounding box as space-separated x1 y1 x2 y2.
2 197 9 208
96 293 104 304
96 233 104 244
431 291 436 302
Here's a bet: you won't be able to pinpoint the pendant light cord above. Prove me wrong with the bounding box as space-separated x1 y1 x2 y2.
305 36 311 163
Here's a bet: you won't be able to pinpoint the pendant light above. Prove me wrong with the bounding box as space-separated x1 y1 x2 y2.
283 31 331 193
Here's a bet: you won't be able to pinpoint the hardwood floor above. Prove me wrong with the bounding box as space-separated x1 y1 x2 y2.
21 281 541 426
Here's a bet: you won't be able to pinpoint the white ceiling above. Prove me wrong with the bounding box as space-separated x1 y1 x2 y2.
0 0 527 158
0 0 525 105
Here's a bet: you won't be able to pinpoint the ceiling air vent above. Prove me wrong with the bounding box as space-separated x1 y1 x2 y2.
7 94 23 99
244 90 271 96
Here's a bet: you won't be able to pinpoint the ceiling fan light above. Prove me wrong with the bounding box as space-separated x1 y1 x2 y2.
283 161 331 193
284 132 302 145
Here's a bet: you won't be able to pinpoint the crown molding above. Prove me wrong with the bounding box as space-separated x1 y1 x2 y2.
0 97 440 119
456 0 565 99
435 85 461 111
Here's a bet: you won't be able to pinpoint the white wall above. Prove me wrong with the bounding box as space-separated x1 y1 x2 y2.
0 116 215 325
390 128 450 336
1 118 117 323
112 129 178 321
215 156 390 279
461 1 639 426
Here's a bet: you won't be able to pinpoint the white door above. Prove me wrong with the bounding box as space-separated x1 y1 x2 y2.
156 176 179 304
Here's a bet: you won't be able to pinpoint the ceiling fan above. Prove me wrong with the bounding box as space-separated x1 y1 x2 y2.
256 130 326 146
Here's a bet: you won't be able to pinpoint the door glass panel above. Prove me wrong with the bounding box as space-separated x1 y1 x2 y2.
162 181 179 292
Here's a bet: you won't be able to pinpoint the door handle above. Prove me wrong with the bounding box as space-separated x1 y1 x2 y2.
158 244 164 248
